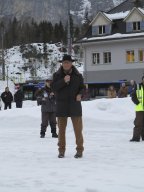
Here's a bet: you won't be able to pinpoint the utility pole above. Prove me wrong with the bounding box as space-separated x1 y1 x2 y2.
1 23 5 80
6 66 8 87
34 60 37 80
67 0 72 55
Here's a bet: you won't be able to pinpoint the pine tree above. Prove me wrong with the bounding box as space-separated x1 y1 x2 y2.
73 26 80 41
81 8 90 37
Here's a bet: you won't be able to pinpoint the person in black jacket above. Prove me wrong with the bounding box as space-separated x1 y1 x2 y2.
1 87 13 110
39 79 58 138
52 54 85 158
14 87 24 108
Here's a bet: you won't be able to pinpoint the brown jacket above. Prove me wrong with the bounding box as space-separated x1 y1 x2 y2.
107 89 117 98
118 87 128 98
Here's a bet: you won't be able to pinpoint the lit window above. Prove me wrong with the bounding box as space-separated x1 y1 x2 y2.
139 50 144 62
126 51 135 63
98 25 105 35
133 22 140 31
103 52 111 64
92 53 100 64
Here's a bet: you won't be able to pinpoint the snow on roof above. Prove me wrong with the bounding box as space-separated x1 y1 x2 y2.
104 10 130 20
90 7 144 25
82 32 144 42
138 8 144 15
103 7 144 21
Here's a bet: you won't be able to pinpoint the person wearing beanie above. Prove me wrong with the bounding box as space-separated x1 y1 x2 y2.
51 54 85 158
39 79 58 138
130 76 144 142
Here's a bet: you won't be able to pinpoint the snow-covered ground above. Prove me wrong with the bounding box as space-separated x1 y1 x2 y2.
0 97 144 192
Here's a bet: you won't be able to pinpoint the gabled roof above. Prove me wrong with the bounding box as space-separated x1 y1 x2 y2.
90 12 111 26
76 1 144 44
138 7 144 14
108 0 144 14
104 10 130 20
124 7 144 21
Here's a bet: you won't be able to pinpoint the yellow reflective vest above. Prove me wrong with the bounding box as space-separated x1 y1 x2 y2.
135 84 144 111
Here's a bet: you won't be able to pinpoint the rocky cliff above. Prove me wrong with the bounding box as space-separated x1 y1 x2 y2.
0 0 125 24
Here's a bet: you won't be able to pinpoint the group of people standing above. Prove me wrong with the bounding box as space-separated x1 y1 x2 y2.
107 80 136 99
107 76 144 143
38 55 144 159
1 54 144 158
0 86 23 110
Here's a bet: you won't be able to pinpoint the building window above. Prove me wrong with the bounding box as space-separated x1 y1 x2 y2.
133 22 140 31
92 26 98 36
139 50 144 62
126 51 135 63
103 52 111 64
92 53 100 64
98 25 105 35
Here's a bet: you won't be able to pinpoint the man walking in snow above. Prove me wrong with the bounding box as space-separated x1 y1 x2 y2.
52 54 85 158
130 76 144 142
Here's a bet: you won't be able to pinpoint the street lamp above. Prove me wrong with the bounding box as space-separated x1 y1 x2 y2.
67 0 72 55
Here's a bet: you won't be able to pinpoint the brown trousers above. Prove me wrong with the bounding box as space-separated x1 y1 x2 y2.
132 111 144 140
57 117 84 154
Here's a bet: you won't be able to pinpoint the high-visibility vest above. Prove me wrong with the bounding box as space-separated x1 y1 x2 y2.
135 84 144 111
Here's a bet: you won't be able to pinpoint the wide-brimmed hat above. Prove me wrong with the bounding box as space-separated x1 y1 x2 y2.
59 54 76 63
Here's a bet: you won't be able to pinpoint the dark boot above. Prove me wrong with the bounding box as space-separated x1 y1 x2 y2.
52 133 58 138
40 128 46 138
40 131 45 138
74 152 83 158
40 134 45 138
130 138 140 142
58 153 65 158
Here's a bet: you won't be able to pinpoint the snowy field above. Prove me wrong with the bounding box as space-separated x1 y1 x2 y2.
0 98 144 192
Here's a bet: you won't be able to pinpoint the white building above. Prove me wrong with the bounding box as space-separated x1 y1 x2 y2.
77 0 144 87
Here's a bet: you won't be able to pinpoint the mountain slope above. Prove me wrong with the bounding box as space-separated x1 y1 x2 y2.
113 0 125 6
0 0 115 23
